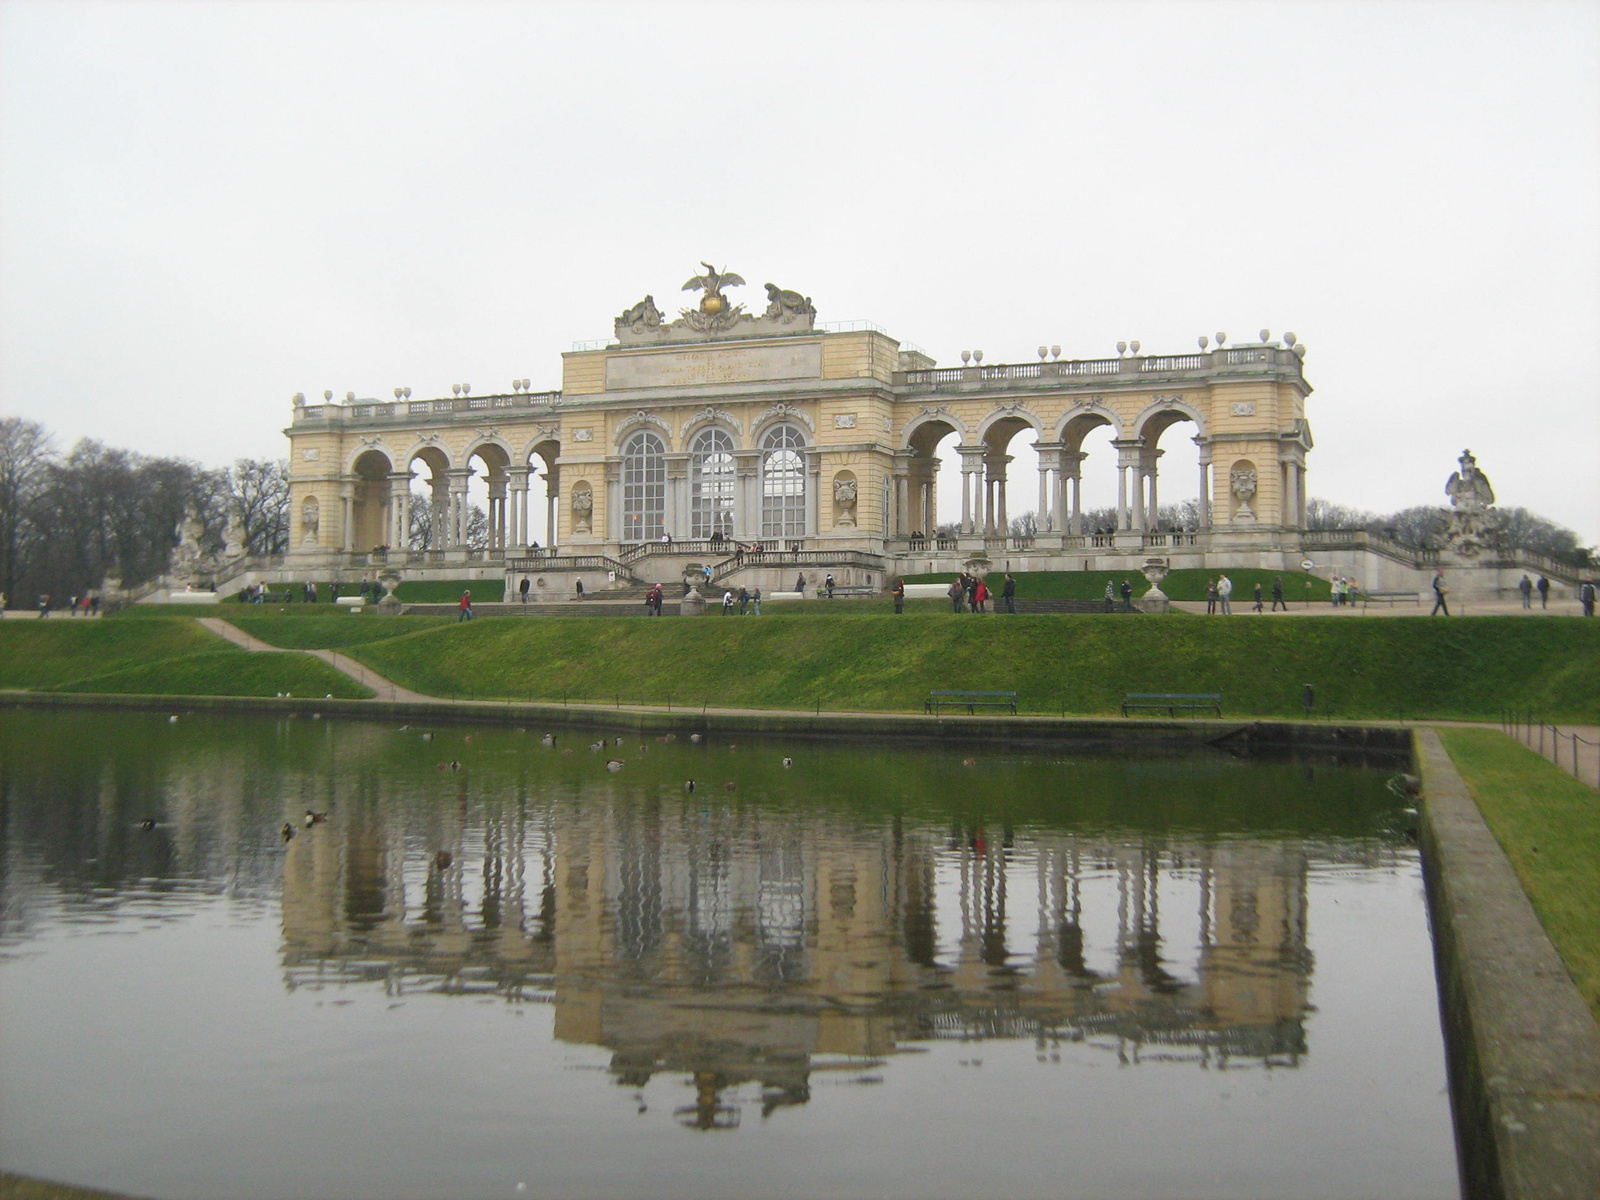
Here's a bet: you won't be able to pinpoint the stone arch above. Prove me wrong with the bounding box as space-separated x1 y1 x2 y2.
1055 403 1124 448
349 448 395 551
399 437 454 473
759 423 808 539
1132 397 1209 444
901 408 967 451
344 441 398 477
614 410 673 449
404 443 453 552
522 436 562 548
679 407 743 446
975 404 1045 447
751 402 815 442
1132 399 1209 532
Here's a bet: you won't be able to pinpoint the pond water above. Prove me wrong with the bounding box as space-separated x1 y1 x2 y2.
0 708 1459 1200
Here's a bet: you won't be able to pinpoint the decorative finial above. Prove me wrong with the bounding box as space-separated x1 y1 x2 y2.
1038 346 1048 360
1284 331 1297 347
1050 345 1061 359
1130 340 1141 354
1116 341 1127 356
1215 332 1227 346
973 350 983 364
1260 328 1271 343
961 350 972 364
1198 335 1209 350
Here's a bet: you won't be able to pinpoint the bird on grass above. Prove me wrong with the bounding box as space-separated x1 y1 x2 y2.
541 733 555 746
724 782 737 792
137 818 157 831
685 780 697 792
281 823 296 843
304 809 329 827
606 759 625 772
782 758 793 768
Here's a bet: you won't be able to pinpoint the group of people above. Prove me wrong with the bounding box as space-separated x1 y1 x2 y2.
720 586 762 615
25 592 100 617
1328 575 1361 606
1203 575 1234 614
1103 579 1135 611
946 572 1017 614
1517 573 1552 609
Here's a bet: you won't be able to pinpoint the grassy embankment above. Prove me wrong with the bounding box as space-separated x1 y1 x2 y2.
222 578 497 604
216 610 1600 721
0 619 373 698
1438 728 1600 1023
901 567 1334 604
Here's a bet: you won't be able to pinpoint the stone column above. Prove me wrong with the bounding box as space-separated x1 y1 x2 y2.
339 482 355 553
665 454 690 539
507 467 530 551
806 448 822 537
447 469 472 548
1034 443 1061 533
388 474 411 551
487 479 507 552
604 459 621 543
1060 451 1083 535
1113 440 1144 532
733 451 761 541
545 466 559 548
958 446 983 535
1194 437 1212 531
892 452 912 538
430 477 449 549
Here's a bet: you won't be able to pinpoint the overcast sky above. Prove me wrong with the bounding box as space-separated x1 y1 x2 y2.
2 0 1597 544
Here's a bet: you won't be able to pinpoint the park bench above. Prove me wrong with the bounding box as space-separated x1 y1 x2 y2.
1121 693 1223 718
1360 591 1421 607
925 690 1018 715
822 585 877 598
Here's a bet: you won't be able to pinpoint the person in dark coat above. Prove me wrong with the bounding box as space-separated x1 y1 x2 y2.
1001 573 1016 614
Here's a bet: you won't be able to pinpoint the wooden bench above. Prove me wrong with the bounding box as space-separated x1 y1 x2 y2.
1360 591 1421 607
1121 693 1222 717
926 690 1018 715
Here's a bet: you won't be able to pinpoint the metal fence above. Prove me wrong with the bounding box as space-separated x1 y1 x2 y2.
1501 710 1600 790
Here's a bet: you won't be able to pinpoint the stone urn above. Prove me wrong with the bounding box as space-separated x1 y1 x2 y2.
1139 557 1171 614
375 569 403 615
680 585 708 617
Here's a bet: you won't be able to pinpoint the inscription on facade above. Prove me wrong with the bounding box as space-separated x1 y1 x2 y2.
1231 401 1256 416
605 343 823 391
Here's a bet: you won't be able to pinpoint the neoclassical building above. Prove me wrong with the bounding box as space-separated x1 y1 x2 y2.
285 265 1327 593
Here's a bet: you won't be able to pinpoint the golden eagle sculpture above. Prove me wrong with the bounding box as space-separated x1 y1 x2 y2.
682 262 746 315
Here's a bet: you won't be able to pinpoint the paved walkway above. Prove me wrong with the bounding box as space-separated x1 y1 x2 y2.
197 618 432 703
1168 597 1595 618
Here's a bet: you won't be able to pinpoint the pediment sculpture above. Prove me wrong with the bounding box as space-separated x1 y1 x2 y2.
612 263 818 345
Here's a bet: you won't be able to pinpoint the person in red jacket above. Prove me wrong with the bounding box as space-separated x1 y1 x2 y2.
458 590 473 622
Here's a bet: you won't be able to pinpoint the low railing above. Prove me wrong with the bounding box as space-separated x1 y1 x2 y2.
1503 710 1600 791
506 554 635 577
295 390 562 425
617 538 730 565
1142 532 1200 548
896 347 1303 391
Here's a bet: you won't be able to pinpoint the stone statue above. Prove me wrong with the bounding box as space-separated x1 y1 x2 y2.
571 484 593 534
1446 449 1495 512
764 283 815 323
615 295 662 335
300 499 320 547
222 505 245 559
1229 467 1257 521
833 476 858 528
1444 449 1497 559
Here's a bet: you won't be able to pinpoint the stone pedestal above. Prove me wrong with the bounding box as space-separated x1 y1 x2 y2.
680 586 707 617
375 570 403 615
1139 556 1171 614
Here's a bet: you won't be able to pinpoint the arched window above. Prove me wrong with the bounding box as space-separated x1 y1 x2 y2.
689 427 735 539
760 425 807 538
622 430 665 542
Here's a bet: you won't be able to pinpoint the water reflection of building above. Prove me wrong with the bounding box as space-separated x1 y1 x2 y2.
281 799 1311 1125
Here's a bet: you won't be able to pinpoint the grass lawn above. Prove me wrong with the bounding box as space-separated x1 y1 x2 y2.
226 612 455 649
334 612 1600 721
0 618 371 698
1437 728 1600 1023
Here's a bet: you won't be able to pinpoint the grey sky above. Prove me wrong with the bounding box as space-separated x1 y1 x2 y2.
3 0 1596 543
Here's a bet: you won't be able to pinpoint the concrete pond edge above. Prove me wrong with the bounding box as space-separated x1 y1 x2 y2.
1416 728 1600 1200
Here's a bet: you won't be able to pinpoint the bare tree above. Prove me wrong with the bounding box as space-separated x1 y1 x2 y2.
0 417 55 605
230 458 290 555
1008 510 1038 537
1305 497 1379 531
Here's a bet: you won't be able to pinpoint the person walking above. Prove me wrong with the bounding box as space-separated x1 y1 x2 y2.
794 572 806 596
737 586 749 615
967 573 979 613
949 577 964 613
1205 578 1218 615
1252 581 1264 613
892 579 905 614
1518 574 1532 609
1104 580 1115 613
974 577 988 614
1579 578 1596 618
1536 575 1550 609
575 578 585 600
1271 576 1286 611
825 573 836 599
1430 569 1449 616
751 586 762 615
519 576 531 604
458 590 473 622
1217 574 1233 615
38 593 50 618
1120 578 1133 612
722 589 734 615
1001 573 1016 614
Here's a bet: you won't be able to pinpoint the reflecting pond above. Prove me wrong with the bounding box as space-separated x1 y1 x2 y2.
0 708 1459 1200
